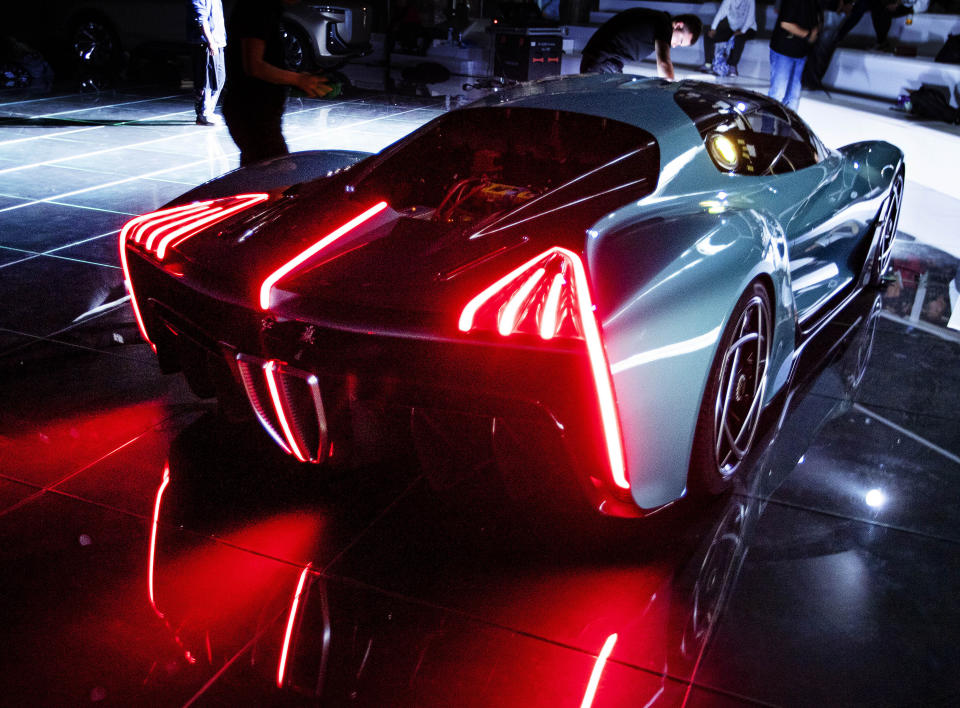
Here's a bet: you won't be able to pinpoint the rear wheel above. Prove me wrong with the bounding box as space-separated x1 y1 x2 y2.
871 170 904 285
689 282 772 495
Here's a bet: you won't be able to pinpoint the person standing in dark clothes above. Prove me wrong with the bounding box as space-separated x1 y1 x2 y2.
187 0 226 125
768 0 821 110
580 8 702 80
832 0 912 50
223 0 331 166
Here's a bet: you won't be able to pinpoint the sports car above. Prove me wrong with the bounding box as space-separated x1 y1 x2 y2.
120 75 904 517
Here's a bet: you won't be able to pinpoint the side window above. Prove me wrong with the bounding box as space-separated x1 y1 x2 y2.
706 110 820 176
673 84 826 176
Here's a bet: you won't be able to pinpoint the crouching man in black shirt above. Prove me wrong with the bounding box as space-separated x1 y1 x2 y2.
580 8 702 80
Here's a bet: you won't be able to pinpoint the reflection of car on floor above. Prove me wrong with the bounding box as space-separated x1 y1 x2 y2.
121 75 904 517
53 0 371 73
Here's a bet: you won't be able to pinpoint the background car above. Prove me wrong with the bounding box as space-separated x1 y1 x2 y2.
43 0 371 77
120 75 904 517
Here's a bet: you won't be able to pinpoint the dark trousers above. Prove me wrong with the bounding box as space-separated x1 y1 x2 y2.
835 0 912 45
223 96 288 167
703 19 755 67
192 45 225 118
579 53 624 74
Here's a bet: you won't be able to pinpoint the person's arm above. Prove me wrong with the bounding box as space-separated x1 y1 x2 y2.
712 0 733 30
191 0 217 51
780 21 819 42
654 39 675 80
240 37 331 97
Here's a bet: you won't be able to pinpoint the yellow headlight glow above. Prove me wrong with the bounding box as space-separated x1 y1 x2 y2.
709 133 739 171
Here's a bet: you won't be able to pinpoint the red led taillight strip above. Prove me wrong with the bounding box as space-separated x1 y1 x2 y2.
122 193 268 261
580 634 618 708
459 247 628 490
264 360 309 463
259 201 389 310
119 194 269 349
277 564 312 688
148 464 171 619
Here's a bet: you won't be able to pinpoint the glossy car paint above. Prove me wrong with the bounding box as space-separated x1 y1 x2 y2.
123 75 904 515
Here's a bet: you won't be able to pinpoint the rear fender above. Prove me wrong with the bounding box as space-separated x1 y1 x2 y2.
589 207 795 509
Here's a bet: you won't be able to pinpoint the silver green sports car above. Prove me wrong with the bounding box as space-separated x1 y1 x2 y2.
121 75 904 517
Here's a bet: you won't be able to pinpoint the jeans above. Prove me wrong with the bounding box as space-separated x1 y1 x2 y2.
768 49 807 111
192 45 225 118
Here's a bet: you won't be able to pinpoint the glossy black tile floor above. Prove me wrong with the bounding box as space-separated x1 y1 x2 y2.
1 88 959 707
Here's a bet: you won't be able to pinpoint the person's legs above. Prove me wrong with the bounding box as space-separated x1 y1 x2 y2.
191 45 207 118
768 48 791 103
713 39 733 76
782 55 807 110
580 54 624 73
208 50 225 117
834 0 870 44
729 29 754 67
869 0 894 44
224 102 288 167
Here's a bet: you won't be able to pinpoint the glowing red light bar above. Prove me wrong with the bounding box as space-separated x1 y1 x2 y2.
459 247 628 490
580 633 618 708
277 564 311 688
118 232 156 351
259 201 389 310
498 267 545 336
148 464 171 618
264 360 308 463
119 195 269 349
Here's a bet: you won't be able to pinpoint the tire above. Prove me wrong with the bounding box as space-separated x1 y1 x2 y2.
281 22 315 73
69 15 120 70
688 282 772 496
870 169 904 286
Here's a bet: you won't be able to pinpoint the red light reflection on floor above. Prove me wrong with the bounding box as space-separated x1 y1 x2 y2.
277 564 311 688
581 633 618 708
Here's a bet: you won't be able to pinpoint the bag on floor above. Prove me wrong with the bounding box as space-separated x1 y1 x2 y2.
908 85 959 123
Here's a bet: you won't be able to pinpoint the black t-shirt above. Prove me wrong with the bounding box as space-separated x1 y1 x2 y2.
770 0 820 58
225 0 287 108
582 8 673 64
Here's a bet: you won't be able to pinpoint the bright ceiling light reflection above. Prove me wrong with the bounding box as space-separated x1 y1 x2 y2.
865 488 886 508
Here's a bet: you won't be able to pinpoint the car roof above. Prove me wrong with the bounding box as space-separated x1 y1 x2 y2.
466 75 788 165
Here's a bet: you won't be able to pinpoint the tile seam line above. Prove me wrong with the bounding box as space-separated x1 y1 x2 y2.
0 228 123 269
0 416 179 520
28 93 184 119
318 570 719 694
0 250 119 270
0 156 215 213
0 325 156 362
0 127 207 175
0 299 139 345
733 491 960 546
852 402 960 465
181 609 287 708
0 91 86 108
0 324 163 362
0 88 179 110
0 105 197 148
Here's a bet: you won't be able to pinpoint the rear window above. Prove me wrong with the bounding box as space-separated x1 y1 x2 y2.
349 107 657 229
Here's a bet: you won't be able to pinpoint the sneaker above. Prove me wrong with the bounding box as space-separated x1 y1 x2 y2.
196 114 222 126
698 62 712 73
728 66 739 77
